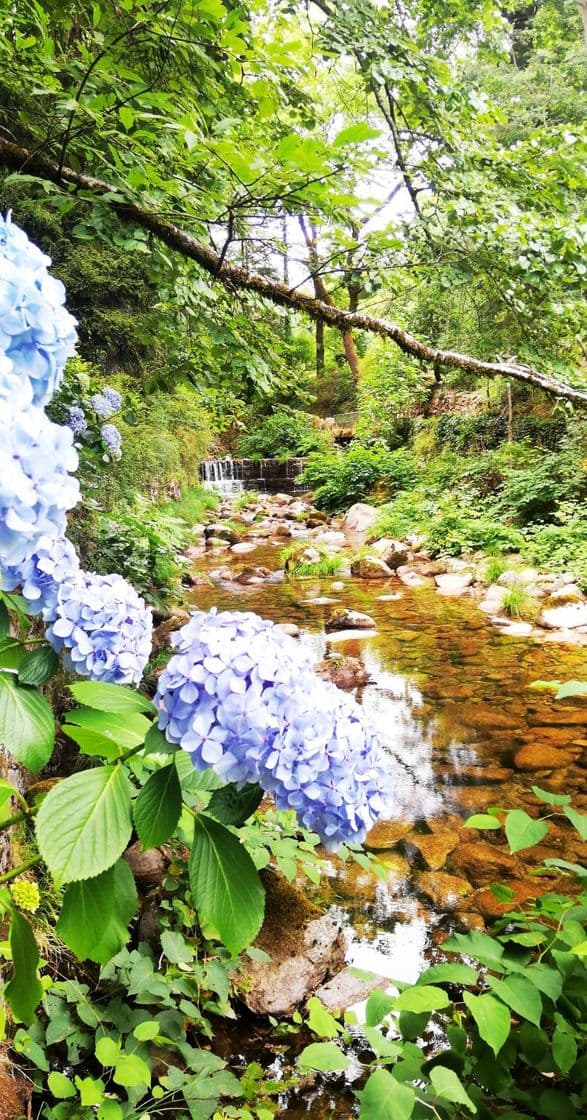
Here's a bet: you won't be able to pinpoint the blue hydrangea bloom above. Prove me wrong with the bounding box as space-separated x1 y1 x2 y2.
46 570 152 684
0 214 78 406
0 402 80 569
155 609 390 845
1 536 80 620
67 405 87 435
102 387 122 412
101 423 122 452
92 389 121 419
0 354 33 409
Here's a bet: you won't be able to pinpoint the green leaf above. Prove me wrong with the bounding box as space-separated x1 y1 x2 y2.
298 1042 349 1072
358 1068 415 1120
75 1076 105 1106
161 929 193 964
95 1036 121 1066
554 680 587 699
463 992 510 1055
0 639 25 671
306 997 341 1039
333 122 382 147
0 601 9 640
36 765 133 882
525 964 562 1002
113 1052 151 1088
0 675 55 772
207 782 263 826
133 762 182 849
47 1071 76 1099
505 809 548 853
69 681 155 714
365 989 396 1027
487 975 542 1026
133 1020 160 1041
57 860 137 963
62 723 123 760
98 1102 123 1120
189 813 265 956
563 806 587 840
142 723 176 754
552 1026 577 1073
465 814 501 829
394 985 450 1013
531 786 571 807
419 963 478 986
430 1066 476 1113
443 929 505 969
65 708 151 749
18 645 59 686
4 912 43 1023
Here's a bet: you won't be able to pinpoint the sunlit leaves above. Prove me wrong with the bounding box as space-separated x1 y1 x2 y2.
0 674 55 772
36 765 133 882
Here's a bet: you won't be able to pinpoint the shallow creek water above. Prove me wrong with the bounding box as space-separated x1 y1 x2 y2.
188 534 586 1117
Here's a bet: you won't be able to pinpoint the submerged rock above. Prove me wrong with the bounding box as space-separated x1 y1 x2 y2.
325 608 376 632
315 655 369 690
405 830 459 870
435 572 474 595
351 555 393 579
416 871 473 911
204 524 242 545
315 967 389 1012
449 841 521 887
514 743 575 770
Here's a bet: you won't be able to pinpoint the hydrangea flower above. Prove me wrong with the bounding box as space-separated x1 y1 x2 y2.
155 609 390 845
0 536 80 620
46 570 152 684
67 405 87 435
0 214 78 405
0 401 79 569
155 609 313 784
0 353 33 408
92 389 121 419
101 423 122 452
103 387 122 412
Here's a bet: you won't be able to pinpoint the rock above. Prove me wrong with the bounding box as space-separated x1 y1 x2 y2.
397 569 435 589
498 568 539 587
496 621 533 637
230 541 258 554
514 744 575 770
529 709 587 727
238 871 345 1015
435 572 474 595
448 787 499 813
327 628 378 643
343 503 378 535
325 608 376 632
274 523 292 538
204 524 242 545
416 871 473 911
538 603 587 630
475 879 537 918
406 831 459 870
370 538 409 570
449 841 521 887
315 656 369 690
479 584 507 612
151 609 190 654
365 819 414 849
351 555 393 579
443 765 514 785
549 584 584 603
275 622 301 639
314 530 346 547
331 581 345 592
235 566 272 584
306 511 328 527
124 842 168 886
315 967 389 1012
418 560 448 577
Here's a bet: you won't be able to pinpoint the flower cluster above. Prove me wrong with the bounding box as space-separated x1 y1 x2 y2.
91 387 122 419
101 422 122 453
67 405 88 435
46 571 153 684
0 213 77 405
1 536 80 620
155 610 390 846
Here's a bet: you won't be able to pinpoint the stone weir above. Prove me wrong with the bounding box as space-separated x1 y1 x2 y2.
200 457 306 495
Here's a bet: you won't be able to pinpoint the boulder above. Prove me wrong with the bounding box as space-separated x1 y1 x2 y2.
351 555 393 579
204 524 242 545
449 841 521 887
315 656 370 690
230 541 257 554
549 584 584 603
151 609 190 654
514 743 575 770
397 569 435 589
365 819 414 850
405 831 459 871
435 572 474 595
235 565 272 584
315 967 389 1012
237 871 345 1016
325 608 376 632
538 603 587 630
343 502 378 535
416 871 473 911
475 879 538 919
370 538 409 570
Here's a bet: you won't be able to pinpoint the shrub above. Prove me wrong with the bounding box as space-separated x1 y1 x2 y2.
300 444 418 514
524 501 587 588
237 410 331 459
89 500 192 605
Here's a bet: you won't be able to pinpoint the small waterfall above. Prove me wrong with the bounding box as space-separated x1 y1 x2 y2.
200 458 244 496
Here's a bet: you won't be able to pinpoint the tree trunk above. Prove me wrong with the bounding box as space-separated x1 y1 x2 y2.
316 318 325 378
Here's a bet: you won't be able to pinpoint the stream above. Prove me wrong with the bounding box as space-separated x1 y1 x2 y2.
186 500 587 1117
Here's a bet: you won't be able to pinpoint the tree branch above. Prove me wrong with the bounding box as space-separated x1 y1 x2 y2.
1 137 586 406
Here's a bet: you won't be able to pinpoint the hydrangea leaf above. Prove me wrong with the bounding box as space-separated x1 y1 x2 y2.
207 781 263 826
189 812 265 956
36 764 133 882
69 681 155 714
57 860 137 963
133 762 182 849
0 674 55 772
18 645 59 686
4 912 44 1023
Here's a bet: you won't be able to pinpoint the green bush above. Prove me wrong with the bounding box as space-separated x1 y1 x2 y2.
524 502 587 588
300 444 418 514
237 410 331 459
436 411 567 453
90 500 191 606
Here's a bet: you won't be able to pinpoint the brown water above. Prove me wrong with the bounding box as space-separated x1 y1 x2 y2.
189 535 587 1116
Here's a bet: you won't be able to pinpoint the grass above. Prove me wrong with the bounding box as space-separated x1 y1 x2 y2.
483 554 508 585
159 485 218 528
501 584 537 619
233 489 260 511
281 544 344 578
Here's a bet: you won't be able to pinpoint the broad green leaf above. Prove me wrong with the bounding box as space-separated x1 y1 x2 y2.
531 786 571 806
570 940 587 958
64 708 151 749
75 1076 105 1106
36 765 132 882
69 681 155 714
526 964 563 1001
207 782 263 826
487 975 542 1026
298 1042 349 1072
554 680 587 699
0 674 54 772
47 1071 76 1099
113 1052 151 1088
189 812 265 956
430 1066 476 1113
359 1068 415 1120
333 122 382 147
419 963 478 986
142 723 176 755
306 997 341 1039
394 985 450 1013
543 858 587 878
505 809 548 853
365 989 396 1026
57 860 137 963
564 806 587 840
552 1026 577 1073
133 1020 160 1041
4 912 43 1023
95 1036 121 1066
463 992 510 1055
161 929 193 964
18 646 59 686
465 814 501 829
175 750 222 792
62 723 122 760
98 1103 123 1120
443 930 505 969
134 762 182 849
0 639 25 671
0 600 8 639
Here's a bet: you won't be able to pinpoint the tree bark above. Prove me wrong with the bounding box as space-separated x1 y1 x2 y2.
298 214 360 384
1 138 586 406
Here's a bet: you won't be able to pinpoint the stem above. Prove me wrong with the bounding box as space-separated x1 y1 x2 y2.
0 806 35 834
0 856 40 884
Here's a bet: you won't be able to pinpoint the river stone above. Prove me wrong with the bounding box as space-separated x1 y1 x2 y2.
529 709 587 727
316 656 369 690
151 609 190 654
449 841 522 887
351 555 393 579
538 603 587 630
514 743 575 770
315 968 389 1012
496 621 534 637
435 571 474 595
237 871 345 1016
190 522 206 536
274 523 292 538
406 831 459 870
325 608 376 632
397 569 435 589
475 879 538 918
549 584 584 603
204 524 242 545
365 819 414 849
235 565 272 584
343 503 379 535
230 541 257 554
314 530 346 546
370 538 409 569
416 871 473 911
275 623 301 639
